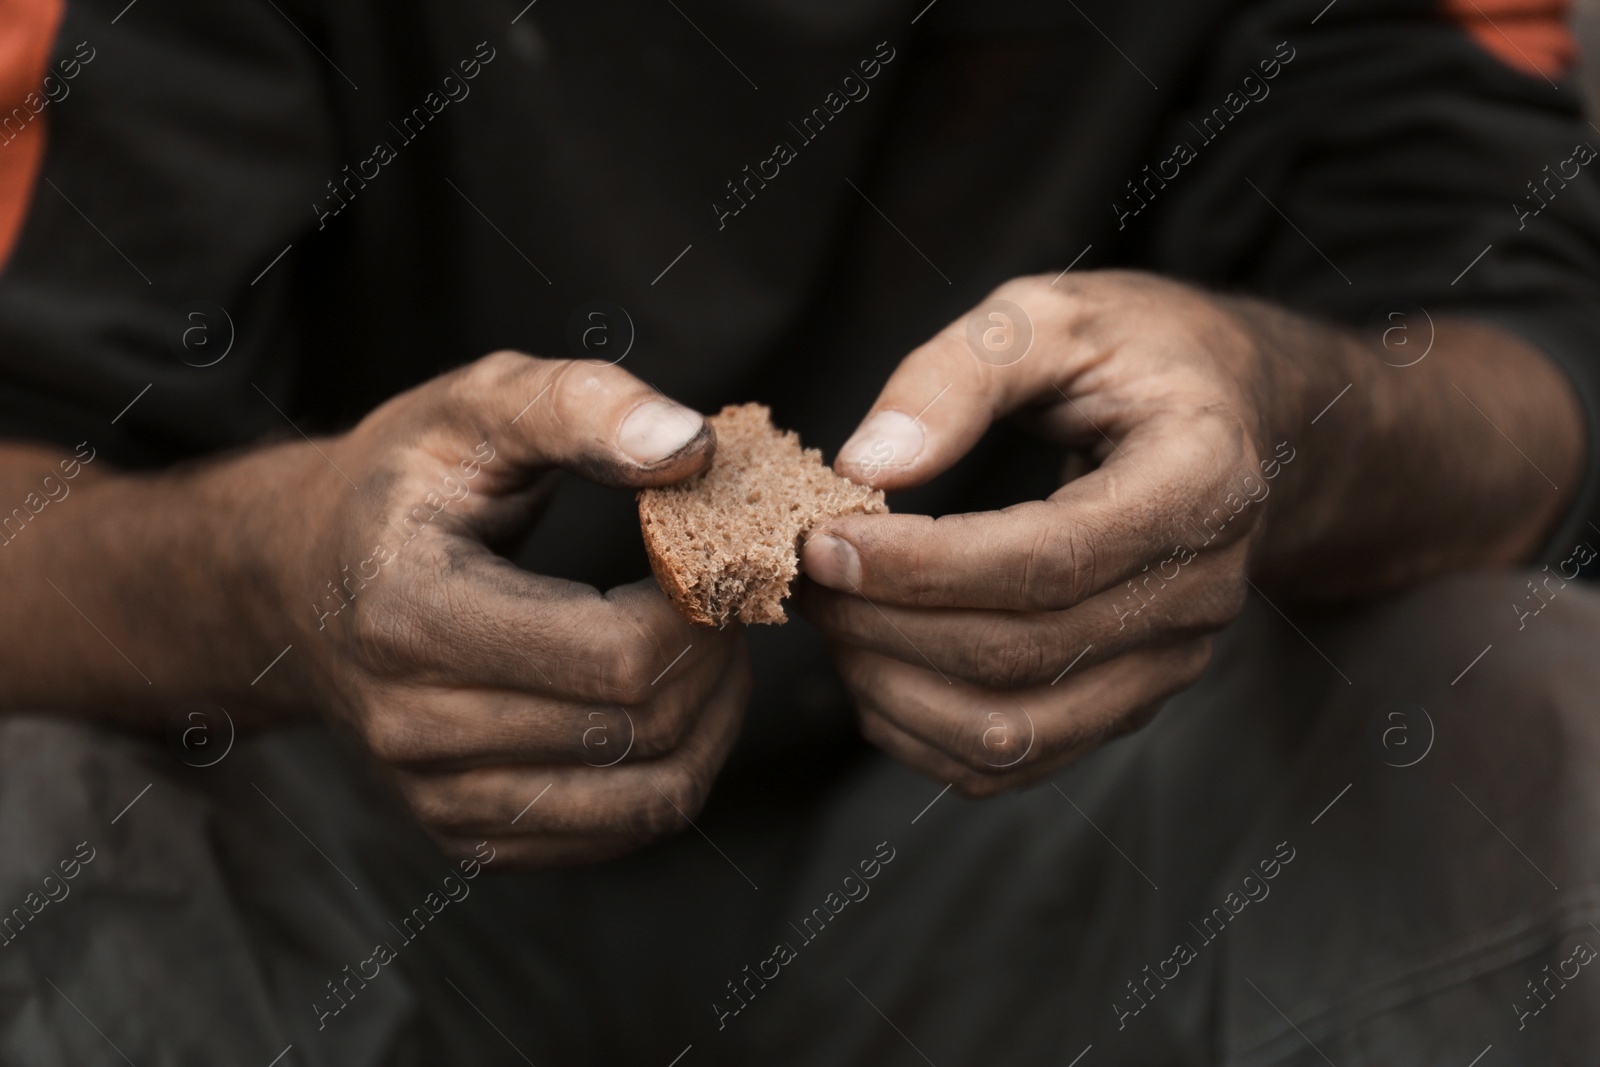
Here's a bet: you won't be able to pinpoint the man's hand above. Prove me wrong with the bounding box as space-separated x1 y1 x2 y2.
262 353 751 865
0 353 749 866
797 271 1583 796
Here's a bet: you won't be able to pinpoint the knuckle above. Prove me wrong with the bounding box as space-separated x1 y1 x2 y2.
432 835 491 866
1021 521 1057 609
994 274 1053 309
396 777 457 830
1105 699 1166 743
970 708 1036 771
546 359 618 426
1183 573 1248 634
970 620 1051 688
595 656 657 706
1024 520 1094 611
361 705 421 763
577 705 644 763
636 698 696 758
950 770 1012 800
1180 637 1217 684
856 706 914 761
462 350 529 391
1061 527 1099 606
633 769 708 838
1211 576 1249 626
447 351 543 421
656 694 700 751
591 624 664 705
350 587 427 673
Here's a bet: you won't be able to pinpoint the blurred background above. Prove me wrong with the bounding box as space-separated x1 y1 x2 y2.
1583 0 1600 107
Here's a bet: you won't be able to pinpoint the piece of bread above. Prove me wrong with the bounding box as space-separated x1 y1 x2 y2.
639 403 887 626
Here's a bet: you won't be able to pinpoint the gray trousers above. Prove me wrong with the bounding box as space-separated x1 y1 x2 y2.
2 570 1599 1066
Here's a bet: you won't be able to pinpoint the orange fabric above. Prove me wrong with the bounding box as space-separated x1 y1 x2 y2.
1441 0 1576 81
0 0 64 271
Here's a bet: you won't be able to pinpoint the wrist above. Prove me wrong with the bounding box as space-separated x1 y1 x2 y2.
1206 295 1385 587
1210 294 1354 466
82 440 336 721
1220 301 1584 597
207 437 350 716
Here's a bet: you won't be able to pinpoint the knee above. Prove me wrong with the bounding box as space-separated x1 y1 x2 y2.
1336 569 1600 744
1320 571 1600 862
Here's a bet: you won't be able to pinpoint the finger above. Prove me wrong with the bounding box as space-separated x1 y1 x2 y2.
804 412 1254 610
350 556 725 701
832 276 1110 492
795 543 1246 685
356 635 737 769
856 707 1092 798
404 351 717 491
830 297 1036 492
390 640 749 838
830 273 1234 491
837 638 1210 779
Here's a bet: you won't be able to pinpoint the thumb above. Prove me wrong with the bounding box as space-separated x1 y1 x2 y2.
438 351 716 491
836 289 1050 490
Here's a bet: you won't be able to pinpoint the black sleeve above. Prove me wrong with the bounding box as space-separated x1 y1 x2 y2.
1142 0 1600 573
0 0 336 468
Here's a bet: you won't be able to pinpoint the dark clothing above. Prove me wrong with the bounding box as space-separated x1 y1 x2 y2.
4 0 1600 529
3 0 1600 1061
3 574 1600 1065
4 0 1600 775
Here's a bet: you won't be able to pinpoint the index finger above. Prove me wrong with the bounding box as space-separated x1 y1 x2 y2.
359 545 727 702
830 276 1099 493
803 412 1254 610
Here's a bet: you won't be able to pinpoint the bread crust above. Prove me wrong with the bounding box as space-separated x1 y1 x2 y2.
639 499 717 627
